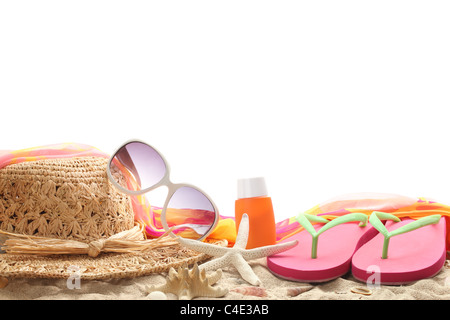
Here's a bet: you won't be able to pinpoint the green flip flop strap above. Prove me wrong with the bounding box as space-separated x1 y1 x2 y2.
296 213 368 259
369 211 442 259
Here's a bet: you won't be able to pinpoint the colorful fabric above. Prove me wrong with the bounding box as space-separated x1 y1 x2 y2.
0 142 108 168
275 193 450 250
2 144 450 249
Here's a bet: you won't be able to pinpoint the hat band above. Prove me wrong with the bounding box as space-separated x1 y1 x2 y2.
0 223 178 257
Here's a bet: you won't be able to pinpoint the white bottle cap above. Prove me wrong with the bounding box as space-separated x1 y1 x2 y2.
237 177 268 199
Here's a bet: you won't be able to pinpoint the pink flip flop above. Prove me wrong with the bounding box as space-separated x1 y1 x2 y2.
267 213 378 283
352 211 446 285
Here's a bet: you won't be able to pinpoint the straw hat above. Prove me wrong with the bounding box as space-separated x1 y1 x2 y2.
0 156 215 280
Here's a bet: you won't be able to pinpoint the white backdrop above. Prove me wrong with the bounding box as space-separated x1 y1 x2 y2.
1 1 449 223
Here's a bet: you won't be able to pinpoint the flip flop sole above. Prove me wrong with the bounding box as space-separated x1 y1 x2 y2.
352 217 446 285
267 222 378 283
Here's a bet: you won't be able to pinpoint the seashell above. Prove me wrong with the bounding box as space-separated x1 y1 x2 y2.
147 263 228 300
334 291 348 295
350 287 372 296
0 277 8 289
231 277 247 285
147 291 167 300
444 276 450 287
230 286 268 298
286 285 313 297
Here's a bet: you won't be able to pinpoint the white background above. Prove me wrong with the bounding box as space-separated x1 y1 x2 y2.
1 1 449 222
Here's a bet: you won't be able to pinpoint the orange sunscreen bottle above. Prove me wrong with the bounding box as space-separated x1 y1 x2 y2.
235 177 276 249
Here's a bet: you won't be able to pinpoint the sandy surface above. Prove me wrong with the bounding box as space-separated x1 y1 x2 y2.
1 257 450 300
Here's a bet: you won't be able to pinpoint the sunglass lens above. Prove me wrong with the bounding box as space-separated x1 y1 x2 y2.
110 141 166 192
166 186 217 239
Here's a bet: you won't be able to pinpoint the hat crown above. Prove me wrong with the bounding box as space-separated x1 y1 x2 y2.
0 157 134 242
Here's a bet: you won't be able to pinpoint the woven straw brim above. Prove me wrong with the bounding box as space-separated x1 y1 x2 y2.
0 242 220 280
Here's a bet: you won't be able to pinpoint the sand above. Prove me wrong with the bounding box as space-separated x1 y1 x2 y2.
1 257 450 300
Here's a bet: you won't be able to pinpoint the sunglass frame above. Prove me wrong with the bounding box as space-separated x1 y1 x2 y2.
106 139 219 241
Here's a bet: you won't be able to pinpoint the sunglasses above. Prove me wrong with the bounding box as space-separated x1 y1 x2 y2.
106 140 219 240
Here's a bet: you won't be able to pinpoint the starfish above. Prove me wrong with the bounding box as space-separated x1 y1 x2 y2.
176 214 298 286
